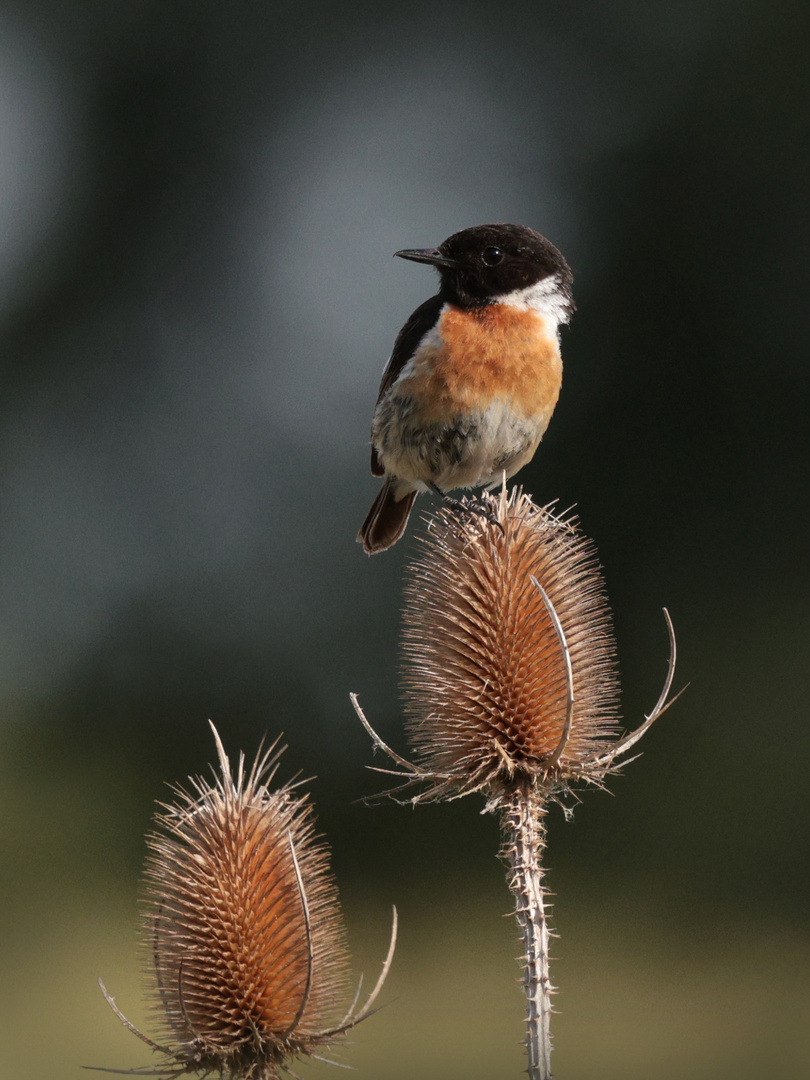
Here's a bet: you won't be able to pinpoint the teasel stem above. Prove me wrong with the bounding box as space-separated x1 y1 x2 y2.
502 785 553 1080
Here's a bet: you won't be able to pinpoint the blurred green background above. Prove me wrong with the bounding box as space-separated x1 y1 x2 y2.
0 1 808 1077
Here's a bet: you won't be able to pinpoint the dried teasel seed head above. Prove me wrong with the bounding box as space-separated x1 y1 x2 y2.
98 725 366 1079
401 487 622 801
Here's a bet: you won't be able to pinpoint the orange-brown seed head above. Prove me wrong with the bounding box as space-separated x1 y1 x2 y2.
142 729 350 1078
401 488 621 800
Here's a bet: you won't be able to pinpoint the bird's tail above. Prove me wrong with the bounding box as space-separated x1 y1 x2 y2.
357 478 417 555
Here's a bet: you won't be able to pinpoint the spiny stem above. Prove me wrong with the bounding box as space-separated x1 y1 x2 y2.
501 786 554 1080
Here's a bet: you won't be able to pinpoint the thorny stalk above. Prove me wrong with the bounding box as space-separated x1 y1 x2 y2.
502 787 554 1080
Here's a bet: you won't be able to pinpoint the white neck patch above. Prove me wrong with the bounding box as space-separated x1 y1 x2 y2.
497 274 571 329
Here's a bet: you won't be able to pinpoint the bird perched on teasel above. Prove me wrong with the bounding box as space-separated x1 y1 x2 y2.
358 223 574 555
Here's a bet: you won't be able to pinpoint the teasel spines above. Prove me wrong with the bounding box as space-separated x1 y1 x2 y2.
142 726 350 1075
98 724 396 1079
401 487 621 800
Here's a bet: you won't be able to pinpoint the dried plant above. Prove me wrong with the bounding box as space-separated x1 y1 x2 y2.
93 724 396 1079
353 486 679 1080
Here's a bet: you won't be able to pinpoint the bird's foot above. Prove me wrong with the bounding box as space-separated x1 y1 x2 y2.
428 484 504 533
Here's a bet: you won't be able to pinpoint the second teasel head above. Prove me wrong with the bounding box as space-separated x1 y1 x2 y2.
97 725 396 1080
141 729 351 1077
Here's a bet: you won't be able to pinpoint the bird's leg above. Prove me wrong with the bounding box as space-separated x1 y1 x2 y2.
428 484 504 532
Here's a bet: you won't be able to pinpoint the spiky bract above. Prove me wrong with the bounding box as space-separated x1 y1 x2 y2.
140 729 351 1078
401 488 621 800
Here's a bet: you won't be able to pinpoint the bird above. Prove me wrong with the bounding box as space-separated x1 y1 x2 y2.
357 223 574 555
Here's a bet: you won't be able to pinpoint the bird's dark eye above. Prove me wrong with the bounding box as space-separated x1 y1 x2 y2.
482 246 504 266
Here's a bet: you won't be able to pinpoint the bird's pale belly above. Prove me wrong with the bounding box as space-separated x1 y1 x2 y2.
372 396 550 491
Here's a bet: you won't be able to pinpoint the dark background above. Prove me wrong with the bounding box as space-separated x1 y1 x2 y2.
0 2 808 1078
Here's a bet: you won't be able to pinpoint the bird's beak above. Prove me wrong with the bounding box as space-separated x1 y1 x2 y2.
394 247 458 269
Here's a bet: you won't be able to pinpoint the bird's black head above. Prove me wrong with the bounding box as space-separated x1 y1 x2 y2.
394 223 574 313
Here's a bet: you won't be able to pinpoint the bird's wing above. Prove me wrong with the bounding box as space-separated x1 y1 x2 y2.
371 293 443 476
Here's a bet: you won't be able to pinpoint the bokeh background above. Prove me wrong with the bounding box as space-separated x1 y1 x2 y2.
1 2 808 1078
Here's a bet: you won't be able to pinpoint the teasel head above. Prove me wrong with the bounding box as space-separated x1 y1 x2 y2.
95 724 396 1079
353 485 677 808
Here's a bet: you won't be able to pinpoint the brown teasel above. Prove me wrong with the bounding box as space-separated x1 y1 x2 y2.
94 725 396 1079
403 487 620 798
353 485 677 805
351 486 679 1080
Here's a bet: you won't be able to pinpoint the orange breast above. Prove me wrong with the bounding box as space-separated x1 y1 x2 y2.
404 303 562 424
